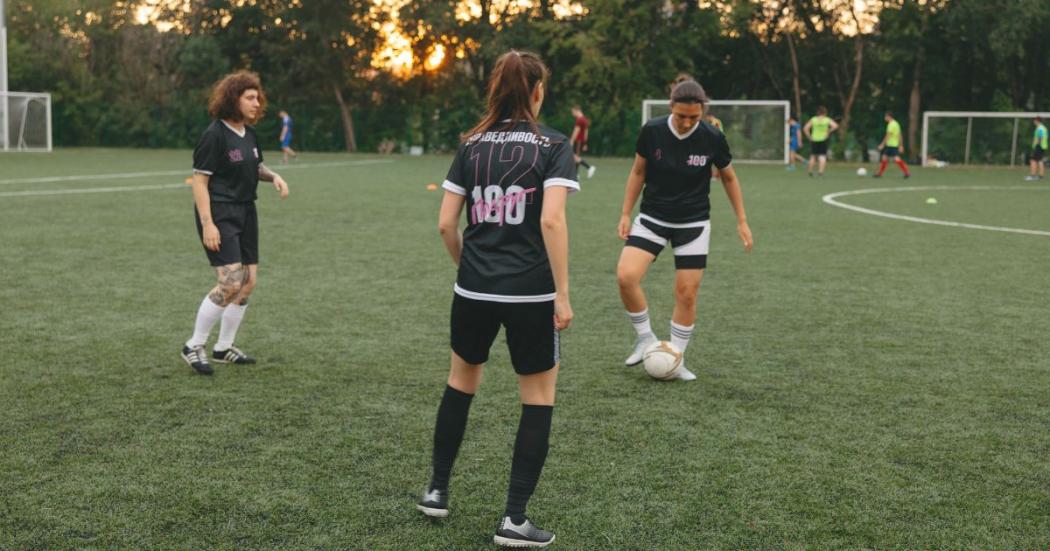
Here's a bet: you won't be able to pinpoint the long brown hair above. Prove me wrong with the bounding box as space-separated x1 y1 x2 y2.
463 50 549 140
208 71 267 125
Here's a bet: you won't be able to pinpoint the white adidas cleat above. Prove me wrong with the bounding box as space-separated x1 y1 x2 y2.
587 165 596 179
625 335 657 366
674 360 697 381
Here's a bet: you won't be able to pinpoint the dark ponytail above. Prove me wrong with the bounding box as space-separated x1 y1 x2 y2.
464 50 549 141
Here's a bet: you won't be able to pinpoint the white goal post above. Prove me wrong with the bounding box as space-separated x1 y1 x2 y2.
922 111 1050 166
1 91 52 152
642 99 790 164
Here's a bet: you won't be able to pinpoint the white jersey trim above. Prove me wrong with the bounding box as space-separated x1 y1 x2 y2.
193 169 214 176
454 284 555 304
442 180 466 196
667 115 700 141
543 177 580 193
639 213 708 228
220 120 247 138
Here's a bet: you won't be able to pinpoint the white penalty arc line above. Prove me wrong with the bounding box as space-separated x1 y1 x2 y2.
0 159 394 186
822 185 1050 237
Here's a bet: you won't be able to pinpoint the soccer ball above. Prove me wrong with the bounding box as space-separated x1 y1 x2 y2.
642 341 683 380
856 167 868 177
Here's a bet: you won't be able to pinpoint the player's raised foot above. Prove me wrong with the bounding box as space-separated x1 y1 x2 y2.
181 345 213 375
625 334 657 366
213 346 256 365
416 488 449 518
494 516 554 548
587 165 596 179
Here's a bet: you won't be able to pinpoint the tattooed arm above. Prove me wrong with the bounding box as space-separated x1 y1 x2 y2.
259 163 289 198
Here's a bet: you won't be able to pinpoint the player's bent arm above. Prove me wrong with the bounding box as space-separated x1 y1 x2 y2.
569 126 580 144
803 120 813 139
258 163 289 198
618 154 647 239
830 120 840 133
438 191 466 266
718 165 753 253
541 186 573 330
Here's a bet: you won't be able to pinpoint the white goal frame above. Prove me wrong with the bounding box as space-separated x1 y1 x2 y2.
921 111 1050 166
1 91 52 152
642 99 790 164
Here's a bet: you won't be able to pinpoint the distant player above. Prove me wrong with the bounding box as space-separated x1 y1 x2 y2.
417 50 576 548
570 106 596 178
804 106 838 176
616 79 753 382
1026 116 1047 181
788 115 805 170
874 111 910 178
278 110 297 164
180 72 289 375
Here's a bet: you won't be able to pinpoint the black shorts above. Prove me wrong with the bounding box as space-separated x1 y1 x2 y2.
811 140 828 156
450 293 559 375
882 146 900 158
1033 146 1045 162
625 214 710 270
195 201 258 266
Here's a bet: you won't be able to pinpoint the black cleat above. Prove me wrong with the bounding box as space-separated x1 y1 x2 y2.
416 488 449 518
213 346 256 365
494 516 555 548
181 345 213 375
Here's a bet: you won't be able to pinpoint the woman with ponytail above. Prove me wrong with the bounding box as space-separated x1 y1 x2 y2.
416 50 577 548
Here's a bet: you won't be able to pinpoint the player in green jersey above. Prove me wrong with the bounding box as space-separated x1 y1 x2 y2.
875 111 910 178
1026 116 1047 181
804 106 838 176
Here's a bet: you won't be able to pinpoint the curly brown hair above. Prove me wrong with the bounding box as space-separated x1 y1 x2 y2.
208 71 266 124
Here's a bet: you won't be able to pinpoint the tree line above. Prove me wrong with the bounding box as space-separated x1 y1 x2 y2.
7 0 1050 161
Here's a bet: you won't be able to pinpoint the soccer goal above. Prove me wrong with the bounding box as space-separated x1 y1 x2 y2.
921 111 1050 166
1 91 52 152
642 99 790 164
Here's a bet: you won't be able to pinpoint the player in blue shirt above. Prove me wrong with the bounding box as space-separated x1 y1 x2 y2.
788 115 804 170
278 110 297 164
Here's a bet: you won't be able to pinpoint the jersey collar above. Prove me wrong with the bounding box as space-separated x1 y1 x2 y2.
221 120 247 138
667 115 700 141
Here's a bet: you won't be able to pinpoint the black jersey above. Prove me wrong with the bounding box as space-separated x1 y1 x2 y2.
635 116 732 223
442 121 579 302
193 120 263 203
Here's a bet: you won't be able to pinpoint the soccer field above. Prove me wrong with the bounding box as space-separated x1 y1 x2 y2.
1 149 1048 548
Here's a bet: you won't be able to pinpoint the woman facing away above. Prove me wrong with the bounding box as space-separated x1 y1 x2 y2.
416 50 578 548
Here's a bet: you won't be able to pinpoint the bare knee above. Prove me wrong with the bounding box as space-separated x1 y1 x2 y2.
617 266 642 291
209 264 245 306
674 283 698 308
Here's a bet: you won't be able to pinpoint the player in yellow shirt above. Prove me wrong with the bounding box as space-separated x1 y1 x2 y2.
875 111 910 178
803 106 838 176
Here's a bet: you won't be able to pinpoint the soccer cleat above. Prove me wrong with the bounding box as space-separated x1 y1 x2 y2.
416 488 449 518
212 346 256 365
587 165 596 179
181 345 213 375
1024 175 1039 181
903 173 911 179
494 516 555 548
675 360 697 381
624 334 657 366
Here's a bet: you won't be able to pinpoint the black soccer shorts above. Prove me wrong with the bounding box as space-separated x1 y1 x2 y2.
1033 146 1045 162
450 293 559 375
194 201 259 266
811 140 828 156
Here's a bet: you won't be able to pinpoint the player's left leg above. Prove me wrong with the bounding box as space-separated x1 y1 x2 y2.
213 263 256 364
893 154 911 178
668 223 709 381
876 153 889 177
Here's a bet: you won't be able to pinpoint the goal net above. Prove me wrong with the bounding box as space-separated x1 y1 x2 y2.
642 99 789 164
1 92 52 152
922 111 1050 166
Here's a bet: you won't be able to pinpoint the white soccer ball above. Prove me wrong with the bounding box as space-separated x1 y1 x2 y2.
642 341 683 381
856 167 868 177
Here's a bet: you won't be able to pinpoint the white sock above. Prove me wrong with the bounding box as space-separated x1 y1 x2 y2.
670 321 694 352
215 303 248 351
627 309 655 339
186 296 226 348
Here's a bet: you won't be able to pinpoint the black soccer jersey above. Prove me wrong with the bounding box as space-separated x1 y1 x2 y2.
443 122 579 302
635 116 732 223
193 120 263 203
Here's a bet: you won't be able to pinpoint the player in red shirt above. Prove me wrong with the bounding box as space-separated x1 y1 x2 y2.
571 106 596 178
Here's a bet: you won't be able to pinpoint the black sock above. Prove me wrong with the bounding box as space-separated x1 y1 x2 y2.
429 385 474 492
579 159 592 169
504 404 554 522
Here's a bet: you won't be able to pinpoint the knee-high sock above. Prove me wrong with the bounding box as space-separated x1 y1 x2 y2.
430 385 474 492
877 159 889 176
215 303 248 351
627 309 654 339
895 158 910 176
504 404 553 522
670 321 694 352
578 159 592 169
186 295 225 348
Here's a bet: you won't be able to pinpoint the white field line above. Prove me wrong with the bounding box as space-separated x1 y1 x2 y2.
0 159 393 186
0 183 186 197
822 185 1050 237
